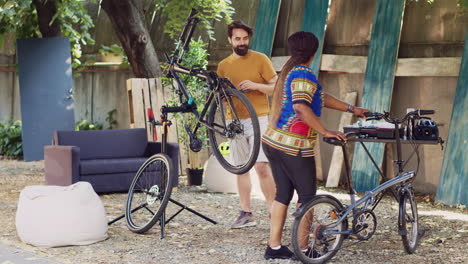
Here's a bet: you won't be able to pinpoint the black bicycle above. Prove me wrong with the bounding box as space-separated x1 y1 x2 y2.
124 9 260 234
163 9 260 175
291 109 443 264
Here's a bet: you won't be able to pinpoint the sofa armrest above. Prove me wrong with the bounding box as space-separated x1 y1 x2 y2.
44 145 80 186
146 142 180 186
145 141 162 155
165 142 180 178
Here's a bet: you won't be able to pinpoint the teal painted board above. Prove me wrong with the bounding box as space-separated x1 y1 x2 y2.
351 0 406 192
251 0 281 56
301 0 330 76
436 32 468 206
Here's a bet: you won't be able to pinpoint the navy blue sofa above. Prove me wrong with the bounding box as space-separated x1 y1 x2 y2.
44 128 179 193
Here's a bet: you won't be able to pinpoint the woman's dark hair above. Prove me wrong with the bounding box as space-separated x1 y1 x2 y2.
270 31 319 124
227 21 254 38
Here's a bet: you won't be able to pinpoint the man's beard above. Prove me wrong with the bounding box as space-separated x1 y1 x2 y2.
233 45 249 56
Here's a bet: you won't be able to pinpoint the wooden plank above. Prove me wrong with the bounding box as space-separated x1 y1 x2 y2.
127 79 146 130
301 0 331 76
395 57 461 77
271 55 461 76
351 0 406 192
142 79 157 141
315 139 324 181
251 0 281 56
436 32 468 206
326 92 357 187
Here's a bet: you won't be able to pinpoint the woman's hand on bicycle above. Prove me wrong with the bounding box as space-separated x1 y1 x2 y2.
323 130 347 141
353 107 370 118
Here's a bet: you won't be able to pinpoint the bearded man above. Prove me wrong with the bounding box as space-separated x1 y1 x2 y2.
217 21 277 229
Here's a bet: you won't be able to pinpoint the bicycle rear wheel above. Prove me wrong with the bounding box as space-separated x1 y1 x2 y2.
207 88 260 175
291 196 346 264
399 188 419 253
125 153 174 234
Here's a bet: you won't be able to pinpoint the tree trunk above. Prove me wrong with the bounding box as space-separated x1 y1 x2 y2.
33 0 61 37
101 0 161 78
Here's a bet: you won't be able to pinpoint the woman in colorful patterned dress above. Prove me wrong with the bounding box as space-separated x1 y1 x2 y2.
262 31 369 260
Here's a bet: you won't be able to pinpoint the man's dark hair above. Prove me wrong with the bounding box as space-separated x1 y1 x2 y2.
227 20 254 38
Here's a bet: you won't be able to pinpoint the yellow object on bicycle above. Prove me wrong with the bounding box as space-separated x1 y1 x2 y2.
218 142 230 156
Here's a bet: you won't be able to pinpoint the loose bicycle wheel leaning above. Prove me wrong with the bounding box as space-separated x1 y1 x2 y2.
207 86 260 175
291 196 346 264
399 188 419 253
125 153 174 234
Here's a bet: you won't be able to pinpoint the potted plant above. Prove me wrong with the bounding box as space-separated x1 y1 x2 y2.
163 38 210 185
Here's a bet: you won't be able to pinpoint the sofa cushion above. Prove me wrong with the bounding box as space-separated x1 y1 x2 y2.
80 157 157 175
55 129 148 159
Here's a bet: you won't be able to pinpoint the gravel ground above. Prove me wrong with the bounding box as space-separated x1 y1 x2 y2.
0 159 467 264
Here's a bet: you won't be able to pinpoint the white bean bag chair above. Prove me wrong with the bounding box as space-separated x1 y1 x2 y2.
16 182 108 247
203 155 263 196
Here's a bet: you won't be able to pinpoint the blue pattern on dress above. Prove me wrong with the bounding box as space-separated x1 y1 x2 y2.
276 65 323 130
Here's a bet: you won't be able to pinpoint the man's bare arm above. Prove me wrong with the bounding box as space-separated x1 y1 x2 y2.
238 76 278 95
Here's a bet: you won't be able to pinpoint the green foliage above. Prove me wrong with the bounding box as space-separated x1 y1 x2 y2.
75 119 103 131
75 109 116 130
163 38 210 167
105 109 118 129
97 44 130 68
0 119 23 157
0 0 95 69
156 0 234 39
459 0 468 10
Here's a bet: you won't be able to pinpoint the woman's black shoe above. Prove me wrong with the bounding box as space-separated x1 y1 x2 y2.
264 245 297 260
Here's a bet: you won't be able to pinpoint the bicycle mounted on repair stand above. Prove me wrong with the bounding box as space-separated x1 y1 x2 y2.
163 8 260 175
290 109 444 264
121 9 261 237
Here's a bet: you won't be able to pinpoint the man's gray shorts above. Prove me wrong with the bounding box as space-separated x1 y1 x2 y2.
229 115 268 166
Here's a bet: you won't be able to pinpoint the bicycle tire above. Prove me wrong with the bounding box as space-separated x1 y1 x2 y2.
207 88 260 174
399 189 419 253
125 153 174 234
292 196 346 264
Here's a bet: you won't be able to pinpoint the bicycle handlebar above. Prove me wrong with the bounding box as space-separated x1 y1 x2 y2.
363 109 435 124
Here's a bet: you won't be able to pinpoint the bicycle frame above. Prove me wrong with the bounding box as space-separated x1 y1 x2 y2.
324 170 415 233
163 9 244 140
321 109 441 236
167 64 241 138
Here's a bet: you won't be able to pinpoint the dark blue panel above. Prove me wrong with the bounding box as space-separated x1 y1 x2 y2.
17 38 75 161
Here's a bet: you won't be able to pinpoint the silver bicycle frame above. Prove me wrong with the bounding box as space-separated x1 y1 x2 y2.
325 171 415 229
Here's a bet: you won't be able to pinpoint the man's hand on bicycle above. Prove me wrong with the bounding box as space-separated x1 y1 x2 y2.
238 80 257 91
323 129 347 141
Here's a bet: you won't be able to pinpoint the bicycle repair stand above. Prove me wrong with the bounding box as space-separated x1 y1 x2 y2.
108 105 217 239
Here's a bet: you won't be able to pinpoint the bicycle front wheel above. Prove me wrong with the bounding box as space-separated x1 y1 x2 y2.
399 188 419 253
291 196 346 264
207 88 260 175
125 153 174 234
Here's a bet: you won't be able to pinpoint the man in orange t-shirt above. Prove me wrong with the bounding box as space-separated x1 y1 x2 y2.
217 21 277 229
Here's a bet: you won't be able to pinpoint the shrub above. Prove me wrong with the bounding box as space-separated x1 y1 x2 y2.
75 120 103 131
0 119 23 157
